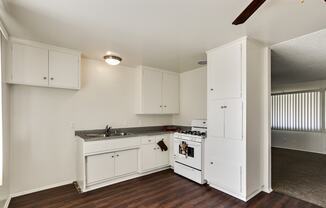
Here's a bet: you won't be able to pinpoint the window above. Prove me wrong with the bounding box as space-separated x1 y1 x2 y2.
272 90 321 131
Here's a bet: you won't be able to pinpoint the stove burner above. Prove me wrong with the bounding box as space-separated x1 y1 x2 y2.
180 130 206 137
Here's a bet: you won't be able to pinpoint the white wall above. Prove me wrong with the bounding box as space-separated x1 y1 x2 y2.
0 34 10 205
9 58 173 195
272 80 326 154
173 67 207 126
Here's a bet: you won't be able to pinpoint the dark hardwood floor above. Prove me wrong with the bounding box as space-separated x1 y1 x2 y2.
9 170 321 208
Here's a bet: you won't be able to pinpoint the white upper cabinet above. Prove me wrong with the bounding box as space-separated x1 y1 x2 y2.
136 66 179 114
142 69 163 114
162 72 179 114
8 39 81 90
207 41 242 100
12 43 49 87
49 50 80 89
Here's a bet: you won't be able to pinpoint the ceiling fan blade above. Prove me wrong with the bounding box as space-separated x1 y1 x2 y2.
232 0 266 25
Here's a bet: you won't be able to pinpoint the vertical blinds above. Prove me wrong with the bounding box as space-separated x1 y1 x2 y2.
271 91 321 131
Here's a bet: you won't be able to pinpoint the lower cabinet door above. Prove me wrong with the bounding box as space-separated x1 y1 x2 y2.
205 155 243 195
115 149 138 176
156 136 169 167
141 144 157 171
86 152 115 184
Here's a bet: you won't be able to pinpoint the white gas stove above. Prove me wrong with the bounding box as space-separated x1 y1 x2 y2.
173 119 206 184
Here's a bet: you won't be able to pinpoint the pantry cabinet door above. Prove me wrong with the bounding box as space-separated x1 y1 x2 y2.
207 100 225 138
86 153 115 184
207 42 242 100
224 99 243 140
12 43 49 86
49 50 80 89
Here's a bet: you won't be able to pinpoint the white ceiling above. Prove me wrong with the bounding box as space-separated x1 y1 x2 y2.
1 0 326 72
272 29 326 85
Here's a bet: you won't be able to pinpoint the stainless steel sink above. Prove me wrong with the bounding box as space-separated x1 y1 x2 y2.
85 133 107 138
85 132 133 138
110 132 133 137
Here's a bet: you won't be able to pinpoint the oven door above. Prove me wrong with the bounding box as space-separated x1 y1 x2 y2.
174 138 202 170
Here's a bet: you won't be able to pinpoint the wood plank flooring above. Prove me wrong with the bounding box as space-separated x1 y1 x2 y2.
9 170 321 208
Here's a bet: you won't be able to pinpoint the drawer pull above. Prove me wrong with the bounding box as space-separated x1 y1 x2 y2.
210 162 214 165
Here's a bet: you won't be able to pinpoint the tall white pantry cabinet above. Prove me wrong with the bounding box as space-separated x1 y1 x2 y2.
205 37 268 201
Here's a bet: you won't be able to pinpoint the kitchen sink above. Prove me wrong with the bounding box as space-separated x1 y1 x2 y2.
110 132 134 137
85 132 133 138
85 133 107 138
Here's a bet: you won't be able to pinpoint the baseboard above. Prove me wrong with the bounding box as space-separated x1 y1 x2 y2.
83 166 171 192
10 180 74 198
272 146 326 155
263 187 273 193
246 188 262 201
3 197 11 208
208 183 246 201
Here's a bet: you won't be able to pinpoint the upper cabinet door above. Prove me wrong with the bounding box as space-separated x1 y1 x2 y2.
12 43 49 86
162 72 179 114
142 69 163 114
207 42 242 100
49 50 80 89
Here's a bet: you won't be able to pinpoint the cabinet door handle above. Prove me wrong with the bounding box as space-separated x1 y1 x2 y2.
210 88 214 91
116 154 119 157
111 155 114 158
210 162 214 165
43 77 47 80
50 77 54 80
164 105 167 108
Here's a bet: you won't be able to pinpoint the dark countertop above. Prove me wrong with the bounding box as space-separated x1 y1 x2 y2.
75 125 190 142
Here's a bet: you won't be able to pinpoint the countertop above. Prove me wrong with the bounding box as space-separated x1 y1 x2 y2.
75 125 190 142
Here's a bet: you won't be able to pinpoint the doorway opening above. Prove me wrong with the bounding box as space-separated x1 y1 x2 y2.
270 29 326 207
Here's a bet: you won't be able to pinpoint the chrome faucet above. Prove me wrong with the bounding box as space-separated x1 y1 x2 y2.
105 125 112 137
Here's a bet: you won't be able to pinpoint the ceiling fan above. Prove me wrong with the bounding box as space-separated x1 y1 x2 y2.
232 0 326 25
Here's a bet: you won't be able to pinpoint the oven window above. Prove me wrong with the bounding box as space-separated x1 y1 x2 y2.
179 141 194 158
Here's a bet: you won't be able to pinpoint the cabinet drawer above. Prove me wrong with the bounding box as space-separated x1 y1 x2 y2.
141 137 156 145
155 134 169 143
84 137 141 154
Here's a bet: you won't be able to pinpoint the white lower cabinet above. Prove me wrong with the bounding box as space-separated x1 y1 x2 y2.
86 149 138 185
115 149 138 176
141 144 158 171
86 152 115 184
140 135 170 172
77 134 172 192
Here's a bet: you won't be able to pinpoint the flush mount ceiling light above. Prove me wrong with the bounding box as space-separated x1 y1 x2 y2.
104 55 122 65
